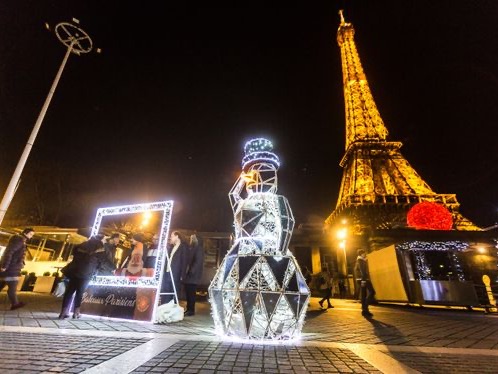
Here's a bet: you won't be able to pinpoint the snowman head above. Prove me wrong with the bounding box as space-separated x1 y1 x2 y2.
242 138 279 193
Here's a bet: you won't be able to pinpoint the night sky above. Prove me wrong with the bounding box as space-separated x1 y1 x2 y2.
1 1 497 231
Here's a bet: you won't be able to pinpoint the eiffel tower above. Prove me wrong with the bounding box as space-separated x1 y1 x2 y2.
325 11 480 234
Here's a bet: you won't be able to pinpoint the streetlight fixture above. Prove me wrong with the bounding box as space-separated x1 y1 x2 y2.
337 226 348 276
0 18 96 225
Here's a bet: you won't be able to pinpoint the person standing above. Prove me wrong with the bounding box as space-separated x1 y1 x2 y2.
0 227 35 310
338 278 347 299
143 234 160 272
105 233 120 266
161 231 186 304
354 248 375 317
126 233 145 276
318 269 334 309
183 234 204 316
97 233 120 275
59 234 107 319
302 266 312 285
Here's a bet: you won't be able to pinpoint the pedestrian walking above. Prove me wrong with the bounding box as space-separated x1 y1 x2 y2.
354 248 375 317
59 234 108 319
0 227 35 310
318 269 334 309
183 234 204 316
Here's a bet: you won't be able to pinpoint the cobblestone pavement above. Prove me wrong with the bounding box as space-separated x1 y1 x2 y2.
1 291 498 373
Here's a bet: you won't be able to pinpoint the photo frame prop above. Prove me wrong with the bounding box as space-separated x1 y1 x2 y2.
80 200 174 321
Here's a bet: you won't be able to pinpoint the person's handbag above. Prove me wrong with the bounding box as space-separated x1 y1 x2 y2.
52 279 66 297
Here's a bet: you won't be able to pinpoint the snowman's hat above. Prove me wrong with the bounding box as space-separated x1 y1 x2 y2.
242 138 280 171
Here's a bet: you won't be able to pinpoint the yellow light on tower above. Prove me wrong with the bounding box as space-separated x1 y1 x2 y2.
337 227 347 240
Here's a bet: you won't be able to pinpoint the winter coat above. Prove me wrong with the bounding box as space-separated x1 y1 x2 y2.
183 244 204 285
0 234 27 277
166 242 187 285
61 237 106 279
354 255 370 282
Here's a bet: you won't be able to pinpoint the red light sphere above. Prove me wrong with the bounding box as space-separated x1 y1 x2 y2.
407 202 453 230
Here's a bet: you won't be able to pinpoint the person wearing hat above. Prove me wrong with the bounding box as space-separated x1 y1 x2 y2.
0 227 35 310
126 233 145 276
59 234 108 319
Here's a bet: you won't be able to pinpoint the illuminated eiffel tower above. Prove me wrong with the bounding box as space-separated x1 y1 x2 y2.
325 11 480 233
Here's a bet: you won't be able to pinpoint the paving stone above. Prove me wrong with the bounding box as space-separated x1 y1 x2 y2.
0 331 149 373
131 341 380 374
383 351 498 373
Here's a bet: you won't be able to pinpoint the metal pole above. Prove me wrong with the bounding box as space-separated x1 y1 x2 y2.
0 41 74 225
0 19 95 225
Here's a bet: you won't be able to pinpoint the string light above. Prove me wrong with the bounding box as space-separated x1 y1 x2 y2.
242 138 280 171
209 138 309 341
398 241 468 281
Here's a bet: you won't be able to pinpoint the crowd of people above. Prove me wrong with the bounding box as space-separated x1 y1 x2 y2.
302 247 376 318
54 230 205 319
1 226 376 319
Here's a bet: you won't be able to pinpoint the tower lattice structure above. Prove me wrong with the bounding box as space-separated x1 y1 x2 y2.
325 11 479 233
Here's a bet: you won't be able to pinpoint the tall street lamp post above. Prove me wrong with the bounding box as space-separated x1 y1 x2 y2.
337 225 348 276
0 19 95 225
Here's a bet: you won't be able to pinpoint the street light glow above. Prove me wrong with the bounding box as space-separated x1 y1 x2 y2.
337 227 347 240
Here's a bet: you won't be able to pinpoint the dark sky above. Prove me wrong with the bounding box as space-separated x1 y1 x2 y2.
1 1 498 231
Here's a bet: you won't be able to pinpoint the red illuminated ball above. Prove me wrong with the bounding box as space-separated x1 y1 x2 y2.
407 201 453 230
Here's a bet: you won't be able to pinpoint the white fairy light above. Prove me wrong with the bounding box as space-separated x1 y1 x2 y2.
398 241 468 281
209 138 309 341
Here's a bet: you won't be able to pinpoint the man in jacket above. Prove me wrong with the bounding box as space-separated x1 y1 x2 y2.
0 227 35 310
354 248 375 317
59 234 108 319
161 231 186 304
183 234 204 316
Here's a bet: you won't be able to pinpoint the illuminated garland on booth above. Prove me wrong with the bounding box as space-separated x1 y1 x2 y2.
398 241 467 281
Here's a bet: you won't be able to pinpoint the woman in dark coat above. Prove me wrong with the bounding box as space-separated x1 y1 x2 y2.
183 234 204 316
59 234 107 319
0 227 35 310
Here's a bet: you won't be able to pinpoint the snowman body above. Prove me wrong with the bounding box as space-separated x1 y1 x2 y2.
209 139 310 340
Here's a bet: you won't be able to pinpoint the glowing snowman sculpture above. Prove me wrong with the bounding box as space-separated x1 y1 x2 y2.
209 138 310 340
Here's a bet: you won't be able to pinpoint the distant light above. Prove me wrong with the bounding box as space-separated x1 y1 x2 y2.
72 18 80 24
477 247 486 254
341 219 347 224
337 228 347 240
